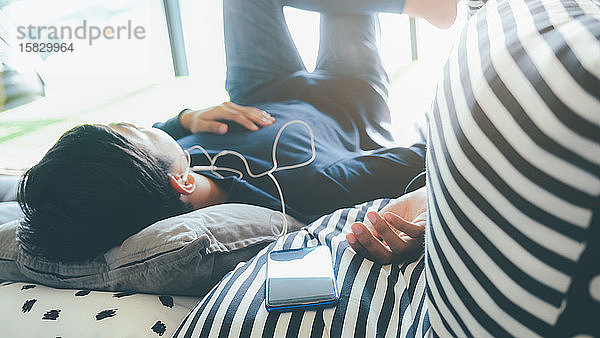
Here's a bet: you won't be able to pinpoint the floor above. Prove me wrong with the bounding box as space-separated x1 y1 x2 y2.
0 2 467 171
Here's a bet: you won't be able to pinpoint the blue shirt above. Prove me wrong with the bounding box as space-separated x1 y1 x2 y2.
154 72 425 223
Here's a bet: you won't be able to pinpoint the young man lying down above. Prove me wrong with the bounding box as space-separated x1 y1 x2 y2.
16 0 462 263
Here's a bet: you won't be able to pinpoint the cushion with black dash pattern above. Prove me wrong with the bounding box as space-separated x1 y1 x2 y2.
0 281 199 337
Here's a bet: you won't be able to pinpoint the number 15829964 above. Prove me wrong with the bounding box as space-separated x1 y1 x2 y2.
19 42 74 52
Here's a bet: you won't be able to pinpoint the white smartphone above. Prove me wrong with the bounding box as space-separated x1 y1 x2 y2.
265 245 339 312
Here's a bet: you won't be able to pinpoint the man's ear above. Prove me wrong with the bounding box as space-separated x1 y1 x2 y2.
169 173 196 195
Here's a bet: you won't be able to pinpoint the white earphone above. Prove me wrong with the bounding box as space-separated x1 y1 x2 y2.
185 120 316 238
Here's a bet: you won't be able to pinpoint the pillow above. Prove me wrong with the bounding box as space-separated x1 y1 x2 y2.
0 202 23 224
2 204 303 296
0 220 30 282
0 175 19 202
0 281 199 337
174 199 431 337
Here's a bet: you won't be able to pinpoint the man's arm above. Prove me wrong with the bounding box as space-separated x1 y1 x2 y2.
153 109 192 140
153 102 275 140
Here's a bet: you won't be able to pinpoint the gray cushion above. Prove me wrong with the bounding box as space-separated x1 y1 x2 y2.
0 175 19 202
0 204 303 296
0 202 23 225
0 220 30 282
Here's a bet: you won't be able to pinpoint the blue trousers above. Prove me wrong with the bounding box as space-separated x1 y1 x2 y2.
224 0 406 105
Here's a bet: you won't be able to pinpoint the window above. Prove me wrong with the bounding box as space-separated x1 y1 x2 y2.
0 0 466 170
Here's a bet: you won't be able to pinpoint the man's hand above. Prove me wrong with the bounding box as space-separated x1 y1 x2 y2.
346 186 427 264
179 102 275 134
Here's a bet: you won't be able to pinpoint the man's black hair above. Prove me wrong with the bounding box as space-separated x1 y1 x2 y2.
17 124 192 262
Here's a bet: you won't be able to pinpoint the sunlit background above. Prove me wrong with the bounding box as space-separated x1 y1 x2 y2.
0 0 467 170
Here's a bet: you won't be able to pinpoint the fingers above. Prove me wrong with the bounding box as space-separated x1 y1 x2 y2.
225 102 275 127
184 102 275 134
347 213 426 264
346 233 375 261
350 222 393 264
198 121 228 135
216 105 260 131
382 212 426 238
367 212 412 254
220 102 274 131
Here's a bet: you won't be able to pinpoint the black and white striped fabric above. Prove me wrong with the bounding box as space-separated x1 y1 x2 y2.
425 0 600 336
174 199 431 337
467 0 488 16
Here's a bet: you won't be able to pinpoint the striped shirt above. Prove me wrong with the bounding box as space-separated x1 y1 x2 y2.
424 0 600 336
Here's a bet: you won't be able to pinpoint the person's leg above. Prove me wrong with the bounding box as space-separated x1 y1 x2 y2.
286 0 404 15
314 13 389 100
224 0 305 105
286 0 458 29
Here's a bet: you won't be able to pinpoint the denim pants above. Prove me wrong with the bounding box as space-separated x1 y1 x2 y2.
223 0 406 106
210 0 426 219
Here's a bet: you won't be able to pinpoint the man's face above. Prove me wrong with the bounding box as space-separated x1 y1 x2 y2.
108 123 188 175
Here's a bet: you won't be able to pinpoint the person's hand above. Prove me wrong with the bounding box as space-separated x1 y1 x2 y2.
346 186 427 264
179 102 275 134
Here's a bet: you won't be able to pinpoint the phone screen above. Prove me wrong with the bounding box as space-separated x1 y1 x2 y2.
266 245 338 312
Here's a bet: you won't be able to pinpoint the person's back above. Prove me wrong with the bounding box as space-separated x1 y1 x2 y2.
424 0 600 335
